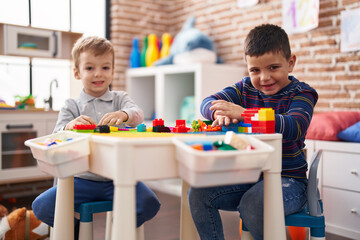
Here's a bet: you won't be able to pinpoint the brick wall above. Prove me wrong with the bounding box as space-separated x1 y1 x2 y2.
110 0 360 112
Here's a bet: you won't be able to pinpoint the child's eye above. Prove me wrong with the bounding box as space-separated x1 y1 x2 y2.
250 69 259 73
270 66 279 70
86 66 93 70
103 66 111 70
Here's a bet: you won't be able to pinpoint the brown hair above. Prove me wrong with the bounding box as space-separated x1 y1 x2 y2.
244 24 291 60
72 36 114 69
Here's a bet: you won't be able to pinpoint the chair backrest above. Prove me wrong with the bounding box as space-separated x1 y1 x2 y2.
307 149 323 217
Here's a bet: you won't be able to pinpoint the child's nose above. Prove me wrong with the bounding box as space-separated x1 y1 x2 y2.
260 71 271 81
94 70 102 77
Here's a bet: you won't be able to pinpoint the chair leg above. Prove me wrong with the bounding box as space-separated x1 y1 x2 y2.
136 225 145 240
49 227 54 240
310 227 326 240
78 222 93 240
241 230 254 240
241 222 254 240
105 211 113 240
310 236 325 240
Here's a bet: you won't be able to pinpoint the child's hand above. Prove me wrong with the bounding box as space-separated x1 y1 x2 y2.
211 115 240 127
98 111 128 126
65 115 96 130
210 100 245 124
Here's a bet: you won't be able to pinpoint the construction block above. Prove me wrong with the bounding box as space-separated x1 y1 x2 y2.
204 125 222 132
153 118 164 127
153 125 171 132
258 108 275 121
173 119 190 133
94 125 110 133
259 120 275 133
241 108 260 124
186 140 214 151
213 140 237 151
73 124 97 130
137 124 147 132
110 126 119 132
224 131 249 150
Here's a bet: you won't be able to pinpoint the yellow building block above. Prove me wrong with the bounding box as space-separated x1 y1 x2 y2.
110 126 119 132
258 108 275 121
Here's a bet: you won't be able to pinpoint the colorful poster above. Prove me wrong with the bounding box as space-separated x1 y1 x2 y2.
341 8 360 52
282 0 319 34
237 0 258 8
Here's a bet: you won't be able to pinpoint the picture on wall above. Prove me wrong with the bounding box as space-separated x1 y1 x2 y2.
282 0 319 34
341 8 360 53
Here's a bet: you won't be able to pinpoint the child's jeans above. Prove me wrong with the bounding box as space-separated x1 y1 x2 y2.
32 178 161 228
188 177 307 240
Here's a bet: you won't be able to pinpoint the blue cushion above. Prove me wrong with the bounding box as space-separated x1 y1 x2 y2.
337 121 360 142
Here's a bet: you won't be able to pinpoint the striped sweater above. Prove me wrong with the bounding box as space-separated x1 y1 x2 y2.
201 76 318 178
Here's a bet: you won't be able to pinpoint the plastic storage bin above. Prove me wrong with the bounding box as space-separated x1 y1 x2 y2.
172 134 274 187
25 131 90 178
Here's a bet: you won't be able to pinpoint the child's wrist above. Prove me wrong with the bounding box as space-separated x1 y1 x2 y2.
122 111 129 122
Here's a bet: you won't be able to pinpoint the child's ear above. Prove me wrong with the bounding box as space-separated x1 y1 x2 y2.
288 54 296 72
73 67 81 80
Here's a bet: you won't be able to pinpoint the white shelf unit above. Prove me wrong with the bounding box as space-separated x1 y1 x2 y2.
126 64 247 123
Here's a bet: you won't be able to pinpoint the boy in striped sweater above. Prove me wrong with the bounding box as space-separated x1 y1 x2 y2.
188 24 318 240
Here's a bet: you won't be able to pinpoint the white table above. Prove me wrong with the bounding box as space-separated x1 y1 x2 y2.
50 133 285 240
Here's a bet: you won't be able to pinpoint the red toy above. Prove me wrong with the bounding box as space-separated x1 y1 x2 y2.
73 124 96 130
172 120 190 133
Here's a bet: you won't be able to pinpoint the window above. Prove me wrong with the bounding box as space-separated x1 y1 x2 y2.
0 0 106 110
0 56 30 106
32 59 71 110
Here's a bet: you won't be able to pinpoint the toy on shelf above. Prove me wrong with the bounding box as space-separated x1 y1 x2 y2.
140 36 148 67
0 99 15 110
129 38 141 68
154 16 223 66
15 94 35 110
145 34 160 66
160 33 171 59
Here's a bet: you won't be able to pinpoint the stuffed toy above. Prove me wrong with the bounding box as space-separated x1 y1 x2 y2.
154 16 223 66
0 205 49 240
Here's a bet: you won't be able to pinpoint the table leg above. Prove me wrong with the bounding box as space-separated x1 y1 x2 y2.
180 180 199 240
263 172 286 240
112 185 136 240
53 177 74 240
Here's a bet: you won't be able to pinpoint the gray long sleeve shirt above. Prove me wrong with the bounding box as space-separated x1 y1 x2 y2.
53 88 144 181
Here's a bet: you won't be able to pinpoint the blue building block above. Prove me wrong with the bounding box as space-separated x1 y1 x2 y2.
137 124 147 132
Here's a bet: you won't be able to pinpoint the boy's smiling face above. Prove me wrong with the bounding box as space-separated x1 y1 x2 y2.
246 51 296 95
74 50 114 98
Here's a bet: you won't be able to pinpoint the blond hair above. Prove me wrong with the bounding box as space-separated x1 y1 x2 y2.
72 36 114 69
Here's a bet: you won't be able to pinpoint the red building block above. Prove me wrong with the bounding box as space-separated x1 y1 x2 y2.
153 118 164 127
